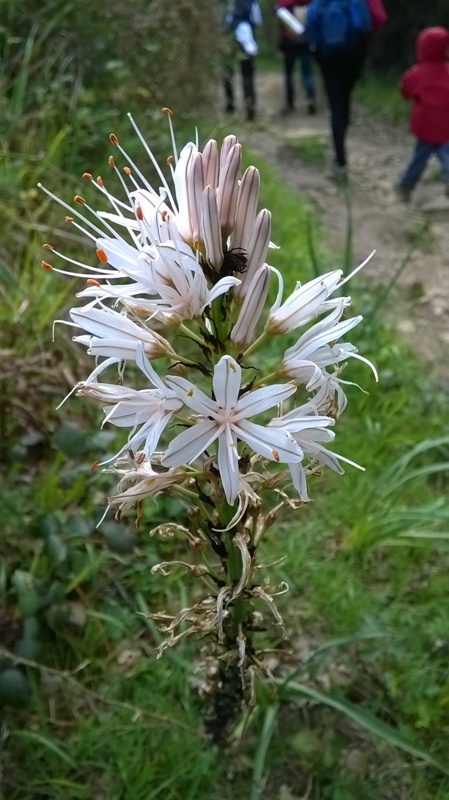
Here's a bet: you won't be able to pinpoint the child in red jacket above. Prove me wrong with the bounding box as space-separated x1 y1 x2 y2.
396 27 449 202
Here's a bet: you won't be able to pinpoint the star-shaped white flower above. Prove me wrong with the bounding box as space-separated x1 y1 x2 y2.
162 356 303 504
76 346 183 464
269 408 345 500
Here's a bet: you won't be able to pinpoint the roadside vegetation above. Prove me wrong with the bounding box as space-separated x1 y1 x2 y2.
1 2 449 799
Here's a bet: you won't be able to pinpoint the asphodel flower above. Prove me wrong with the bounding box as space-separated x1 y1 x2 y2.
162 355 304 504
45 111 377 733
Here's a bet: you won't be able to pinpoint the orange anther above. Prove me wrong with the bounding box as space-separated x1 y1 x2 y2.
65 215 73 222
161 210 168 221
272 449 280 462
96 248 108 263
90 460 99 472
166 155 173 165
187 389 194 397
43 243 54 250
123 166 132 175
74 195 85 204
42 260 53 270
87 278 101 287
135 205 143 221
136 453 146 464
162 107 172 116
82 172 93 179
96 176 104 187
109 133 119 145
108 156 115 167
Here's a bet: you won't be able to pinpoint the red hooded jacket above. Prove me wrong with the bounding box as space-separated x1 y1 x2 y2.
400 27 449 145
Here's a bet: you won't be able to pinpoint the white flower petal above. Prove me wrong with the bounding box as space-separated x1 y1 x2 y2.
234 382 296 420
236 420 303 463
218 426 240 504
213 356 241 411
162 419 220 466
165 376 218 417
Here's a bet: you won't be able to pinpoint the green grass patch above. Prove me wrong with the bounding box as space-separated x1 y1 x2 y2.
289 135 328 166
356 72 408 124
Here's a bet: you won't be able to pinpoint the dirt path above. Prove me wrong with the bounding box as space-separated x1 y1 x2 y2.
234 71 449 386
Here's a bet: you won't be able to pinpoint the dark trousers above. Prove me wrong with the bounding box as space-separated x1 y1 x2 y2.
400 139 449 188
282 43 315 108
317 47 366 167
224 57 256 119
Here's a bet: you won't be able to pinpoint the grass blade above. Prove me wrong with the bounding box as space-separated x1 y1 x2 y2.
250 704 279 800
12 730 76 768
279 681 449 776
281 630 389 687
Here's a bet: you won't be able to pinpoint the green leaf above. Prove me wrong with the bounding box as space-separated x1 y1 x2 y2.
52 422 90 457
279 681 449 776
12 570 40 617
0 668 31 708
102 521 136 554
46 533 68 566
14 618 42 660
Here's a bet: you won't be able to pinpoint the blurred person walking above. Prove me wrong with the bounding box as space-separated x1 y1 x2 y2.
305 0 374 180
222 0 263 121
396 27 449 202
275 0 317 116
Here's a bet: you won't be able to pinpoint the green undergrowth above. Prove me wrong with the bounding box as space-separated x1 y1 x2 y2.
355 73 408 124
1 116 449 800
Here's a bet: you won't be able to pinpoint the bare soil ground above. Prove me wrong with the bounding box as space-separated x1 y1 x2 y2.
233 71 449 386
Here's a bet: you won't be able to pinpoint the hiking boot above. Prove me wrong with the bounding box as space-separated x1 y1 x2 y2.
307 100 317 115
329 163 348 184
395 184 412 203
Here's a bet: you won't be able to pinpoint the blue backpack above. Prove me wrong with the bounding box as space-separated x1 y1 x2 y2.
306 0 372 55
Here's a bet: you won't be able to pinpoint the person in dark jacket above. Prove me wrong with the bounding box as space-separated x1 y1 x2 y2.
276 0 316 115
396 27 449 202
223 0 263 121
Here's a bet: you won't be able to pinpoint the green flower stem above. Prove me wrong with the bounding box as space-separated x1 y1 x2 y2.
175 485 214 523
241 331 267 360
218 502 251 639
252 370 278 389
178 323 206 347
169 351 199 367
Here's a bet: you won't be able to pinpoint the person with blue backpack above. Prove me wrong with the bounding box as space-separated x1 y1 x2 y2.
305 0 373 179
